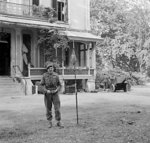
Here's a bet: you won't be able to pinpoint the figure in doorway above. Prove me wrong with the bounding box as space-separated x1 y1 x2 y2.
22 44 29 76
22 44 28 65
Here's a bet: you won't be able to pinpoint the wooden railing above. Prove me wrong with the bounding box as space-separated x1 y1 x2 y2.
64 68 89 75
28 66 95 77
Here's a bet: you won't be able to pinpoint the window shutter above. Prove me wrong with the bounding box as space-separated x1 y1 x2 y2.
64 0 68 22
52 0 57 11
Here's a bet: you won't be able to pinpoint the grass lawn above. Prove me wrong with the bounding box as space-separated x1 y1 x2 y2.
1 85 150 143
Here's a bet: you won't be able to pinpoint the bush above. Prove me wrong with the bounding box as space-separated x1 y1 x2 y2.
146 66 150 78
96 68 146 89
131 72 146 85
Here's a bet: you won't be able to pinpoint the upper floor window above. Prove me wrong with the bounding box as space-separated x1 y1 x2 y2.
52 0 67 22
58 1 64 21
33 0 39 6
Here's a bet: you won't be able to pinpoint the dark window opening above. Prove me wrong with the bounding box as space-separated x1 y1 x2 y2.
58 1 64 21
52 0 67 22
33 0 39 6
64 48 69 67
0 33 11 75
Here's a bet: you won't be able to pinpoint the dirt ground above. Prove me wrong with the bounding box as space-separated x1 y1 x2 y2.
1 84 150 143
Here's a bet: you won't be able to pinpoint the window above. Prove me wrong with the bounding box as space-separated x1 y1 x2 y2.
79 44 87 67
58 1 64 21
32 0 39 6
52 0 67 22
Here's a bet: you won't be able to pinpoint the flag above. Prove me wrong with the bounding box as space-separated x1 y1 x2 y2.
70 48 77 66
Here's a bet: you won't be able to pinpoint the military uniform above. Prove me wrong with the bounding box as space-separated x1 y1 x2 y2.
40 65 62 127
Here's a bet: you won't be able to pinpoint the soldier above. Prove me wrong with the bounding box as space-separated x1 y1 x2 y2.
40 62 63 128
103 73 109 91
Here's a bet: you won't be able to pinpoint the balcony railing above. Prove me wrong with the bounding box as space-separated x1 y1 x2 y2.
0 1 32 17
0 1 56 21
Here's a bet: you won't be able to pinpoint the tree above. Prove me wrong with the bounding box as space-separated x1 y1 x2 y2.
91 0 150 72
38 29 69 66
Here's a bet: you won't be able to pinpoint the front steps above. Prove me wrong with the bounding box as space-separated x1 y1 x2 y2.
0 77 24 96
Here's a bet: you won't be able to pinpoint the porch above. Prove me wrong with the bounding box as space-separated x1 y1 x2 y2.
27 39 97 80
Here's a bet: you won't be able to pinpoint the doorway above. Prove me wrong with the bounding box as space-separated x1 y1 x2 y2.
0 33 11 76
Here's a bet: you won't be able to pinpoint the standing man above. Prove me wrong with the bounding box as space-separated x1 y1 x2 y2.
40 62 63 128
103 73 108 91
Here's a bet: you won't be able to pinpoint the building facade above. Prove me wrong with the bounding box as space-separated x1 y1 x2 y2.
0 0 100 94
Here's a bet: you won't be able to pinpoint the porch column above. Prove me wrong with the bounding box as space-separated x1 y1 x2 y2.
62 47 64 76
86 43 90 75
60 79 65 93
93 42 96 77
15 28 22 76
86 42 96 91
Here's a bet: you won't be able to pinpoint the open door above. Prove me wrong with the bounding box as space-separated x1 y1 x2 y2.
0 33 11 76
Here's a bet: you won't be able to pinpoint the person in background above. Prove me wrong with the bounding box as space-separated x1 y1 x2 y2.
40 62 63 128
103 73 109 91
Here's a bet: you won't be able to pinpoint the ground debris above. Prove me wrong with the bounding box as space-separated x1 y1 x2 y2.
120 118 135 125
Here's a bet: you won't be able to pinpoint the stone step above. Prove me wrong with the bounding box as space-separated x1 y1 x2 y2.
0 88 21 91
0 84 21 87
0 93 24 96
0 84 21 88
0 77 24 96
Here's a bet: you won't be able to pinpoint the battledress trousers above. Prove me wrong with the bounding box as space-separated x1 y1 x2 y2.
44 92 61 122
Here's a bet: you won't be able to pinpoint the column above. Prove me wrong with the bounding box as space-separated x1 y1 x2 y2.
86 43 90 75
86 42 96 91
62 47 64 76
15 28 22 76
92 42 96 77
10 29 15 77
60 79 65 93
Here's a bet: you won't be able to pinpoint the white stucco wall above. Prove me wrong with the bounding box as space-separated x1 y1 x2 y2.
68 0 90 31
40 0 52 7
7 0 90 31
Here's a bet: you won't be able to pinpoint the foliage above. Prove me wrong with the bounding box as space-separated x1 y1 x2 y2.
91 0 150 72
32 5 57 22
38 29 69 65
147 66 150 76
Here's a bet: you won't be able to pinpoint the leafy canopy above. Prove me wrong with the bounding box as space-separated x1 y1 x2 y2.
91 0 150 72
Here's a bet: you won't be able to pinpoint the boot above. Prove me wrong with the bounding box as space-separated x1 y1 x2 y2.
48 121 52 128
56 121 64 128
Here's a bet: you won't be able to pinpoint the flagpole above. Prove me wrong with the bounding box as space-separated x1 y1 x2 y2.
74 63 79 124
73 40 79 124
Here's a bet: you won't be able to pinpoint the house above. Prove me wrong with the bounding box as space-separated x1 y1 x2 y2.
0 0 100 95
